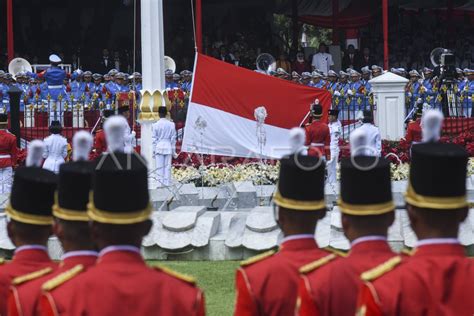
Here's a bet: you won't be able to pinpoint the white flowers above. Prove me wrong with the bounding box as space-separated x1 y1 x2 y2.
172 163 279 187
172 158 474 187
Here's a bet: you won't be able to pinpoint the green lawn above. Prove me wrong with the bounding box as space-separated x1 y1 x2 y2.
148 261 240 316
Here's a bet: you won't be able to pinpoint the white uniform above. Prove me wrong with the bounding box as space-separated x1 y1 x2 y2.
152 118 177 187
124 124 136 153
327 120 342 183
0 167 13 194
43 134 68 173
311 52 334 75
354 123 381 156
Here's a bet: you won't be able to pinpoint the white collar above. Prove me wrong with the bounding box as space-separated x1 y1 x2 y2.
61 250 98 260
281 234 314 243
416 238 460 247
99 245 141 257
15 245 48 254
351 236 387 247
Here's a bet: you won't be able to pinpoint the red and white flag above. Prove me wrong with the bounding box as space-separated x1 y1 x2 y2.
182 54 331 158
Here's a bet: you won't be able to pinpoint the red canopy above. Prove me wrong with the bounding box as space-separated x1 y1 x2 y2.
299 0 376 29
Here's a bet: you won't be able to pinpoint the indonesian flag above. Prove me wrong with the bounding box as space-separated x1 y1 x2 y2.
182 54 331 159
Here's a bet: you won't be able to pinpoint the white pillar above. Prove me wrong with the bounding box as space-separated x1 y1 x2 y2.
369 72 409 141
140 0 166 187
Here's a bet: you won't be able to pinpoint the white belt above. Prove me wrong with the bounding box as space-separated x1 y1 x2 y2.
48 85 62 89
0 154 11 158
310 143 324 147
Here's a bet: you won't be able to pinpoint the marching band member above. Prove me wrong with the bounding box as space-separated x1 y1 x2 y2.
40 54 67 101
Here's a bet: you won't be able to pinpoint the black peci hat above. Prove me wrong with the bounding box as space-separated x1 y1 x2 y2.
54 161 94 221
158 106 168 116
103 109 115 118
406 143 468 210
273 154 326 211
311 104 323 118
0 113 8 124
89 152 151 224
415 103 423 118
6 167 57 225
339 156 394 215
117 105 130 114
362 110 373 123
49 120 62 134
328 109 340 116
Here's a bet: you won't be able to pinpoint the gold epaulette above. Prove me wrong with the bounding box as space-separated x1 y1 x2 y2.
360 256 402 282
0 258 4 265
41 264 84 292
154 265 196 285
400 247 414 256
324 247 348 257
12 267 54 286
299 254 337 274
240 250 276 267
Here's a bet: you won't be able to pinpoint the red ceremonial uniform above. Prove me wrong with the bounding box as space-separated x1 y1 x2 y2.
234 237 333 316
0 129 17 168
297 238 395 316
405 119 422 144
357 241 474 316
93 129 107 156
7 252 97 316
38 247 205 316
0 246 57 315
305 121 330 159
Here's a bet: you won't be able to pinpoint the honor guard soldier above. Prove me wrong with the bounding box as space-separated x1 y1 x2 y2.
304 101 330 159
0 113 18 194
404 102 423 145
0 160 58 315
327 109 341 183
93 109 114 157
8 132 97 316
234 154 338 316
39 148 205 315
357 142 474 316
297 156 396 316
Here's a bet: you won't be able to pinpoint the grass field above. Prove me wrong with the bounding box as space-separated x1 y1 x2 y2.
148 261 240 316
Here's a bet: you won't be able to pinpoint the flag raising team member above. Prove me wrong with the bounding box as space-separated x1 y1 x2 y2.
297 155 396 316
234 154 340 316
